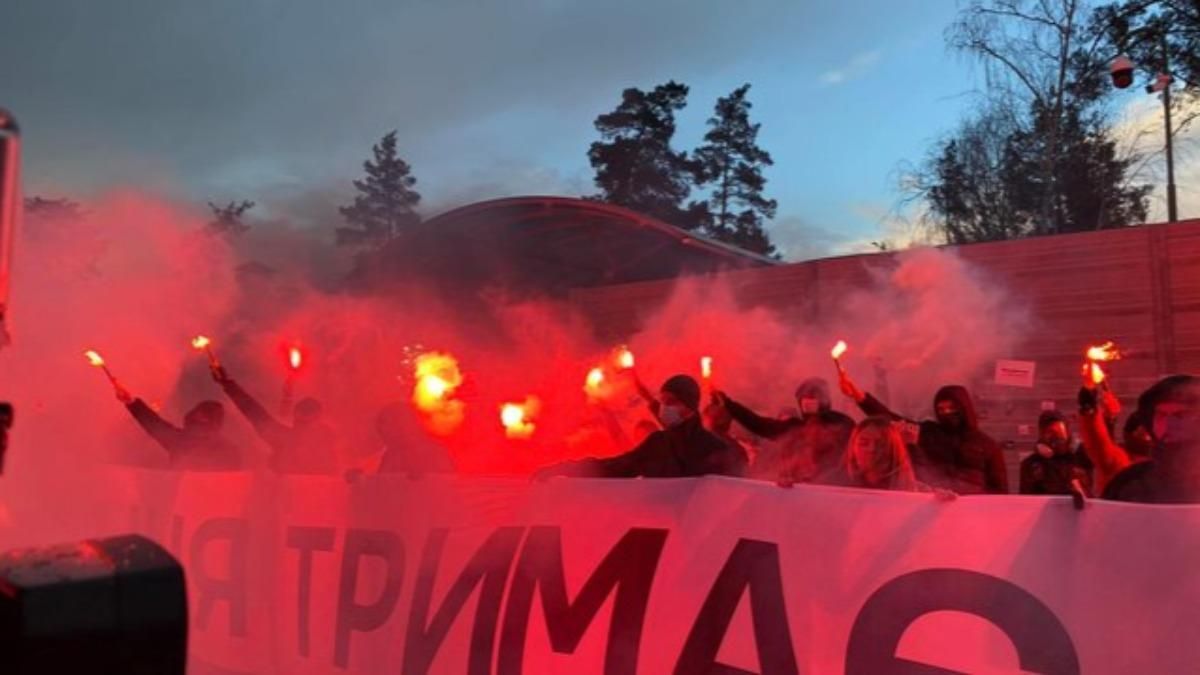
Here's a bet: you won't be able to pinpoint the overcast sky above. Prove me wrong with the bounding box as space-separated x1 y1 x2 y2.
3 0 1189 259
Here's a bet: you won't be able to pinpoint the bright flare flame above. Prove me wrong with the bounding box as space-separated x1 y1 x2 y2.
700 356 713 380
500 397 539 439
84 350 105 367
288 347 303 370
1085 361 1107 386
831 340 848 360
1086 341 1122 363
412 351 465 435
586 367 605 389
616 347 635 370
191 335 212 350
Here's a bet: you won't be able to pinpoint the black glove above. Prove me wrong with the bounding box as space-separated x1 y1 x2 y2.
1077 386 1098 415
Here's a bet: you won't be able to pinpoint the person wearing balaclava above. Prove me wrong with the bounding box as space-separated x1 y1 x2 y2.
839 370 1007 494
712 378 854 484
1019 410 1093 496
537 375 746 479
1102 375 1200 503
115 382 243 471
210 365 339 475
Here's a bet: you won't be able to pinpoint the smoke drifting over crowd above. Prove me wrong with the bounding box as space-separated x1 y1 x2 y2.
0 191 1028 541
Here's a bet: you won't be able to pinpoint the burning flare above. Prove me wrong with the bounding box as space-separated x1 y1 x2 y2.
412 351 465 435
191 334 220 366
700 356 713 380
831 340 848 361
500 397 539 440
585 367 606 395
1083 341 1121 387
615 347 635 370
1086 341 1122 363
288 347 303 371
84 349 118 384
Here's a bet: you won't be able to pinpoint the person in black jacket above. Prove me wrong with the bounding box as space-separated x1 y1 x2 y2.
1103 375 1200 503
115 383 242 471
1019 410 1093 496
712 378 854 484
537 375 746 479
839 370 1007 494
211 366 338 474
374 401 457 475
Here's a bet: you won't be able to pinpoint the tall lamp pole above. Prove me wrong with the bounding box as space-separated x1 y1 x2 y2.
1111 24 1179 222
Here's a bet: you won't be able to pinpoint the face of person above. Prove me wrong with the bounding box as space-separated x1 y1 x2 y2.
935 399 963 428
853 426 890 483
658 391 694 428
1154 401 1200 445
1039 421 1070 454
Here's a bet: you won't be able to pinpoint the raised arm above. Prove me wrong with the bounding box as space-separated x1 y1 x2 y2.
716 392 793 439
125 398 185 453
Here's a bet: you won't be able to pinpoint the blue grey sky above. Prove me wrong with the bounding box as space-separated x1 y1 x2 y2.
2 1 989 259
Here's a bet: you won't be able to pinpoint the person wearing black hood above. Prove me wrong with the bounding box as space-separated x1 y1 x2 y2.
374 402 457 476
1102 375 1200 503
1019 410 1093 496
712 378 854 484
210 365 339 474
115 383 243 471
537 375 746 479
838 370 1007 494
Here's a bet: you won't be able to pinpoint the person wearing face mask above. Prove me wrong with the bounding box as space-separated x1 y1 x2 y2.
210 365 339 474
1019 410 1093 496
536 375 746 479
115 382 243 471
712 378 853 484
1102 375 1200 503
839 370 1007 494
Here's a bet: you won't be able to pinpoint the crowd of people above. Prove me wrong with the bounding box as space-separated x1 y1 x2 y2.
110 356 1200 505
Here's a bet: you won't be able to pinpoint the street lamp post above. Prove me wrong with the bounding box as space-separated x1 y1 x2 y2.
1158 33 1179 223
1110 25 1179 223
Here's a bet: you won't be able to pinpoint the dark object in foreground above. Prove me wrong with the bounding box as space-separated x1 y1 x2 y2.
0 534 188 675
0 401 10 474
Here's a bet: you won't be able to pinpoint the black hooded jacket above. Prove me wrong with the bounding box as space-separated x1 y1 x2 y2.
723 397 853 482
1103 375 1200 503
859 385 1008 494
126 399 243 471
548 415 746 479
218 379 339 475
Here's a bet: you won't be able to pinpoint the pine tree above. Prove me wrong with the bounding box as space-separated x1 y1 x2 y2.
693 84 778 257
205 200 254 237
587 81 699 229
338 131 421 248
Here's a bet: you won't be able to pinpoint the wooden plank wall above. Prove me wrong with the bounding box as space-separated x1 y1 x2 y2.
569 220 1200 474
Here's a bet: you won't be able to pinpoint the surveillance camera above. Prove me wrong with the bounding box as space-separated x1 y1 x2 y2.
1111 54 1135 89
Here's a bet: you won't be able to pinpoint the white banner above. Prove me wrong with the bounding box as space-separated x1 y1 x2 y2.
19 470 1200 674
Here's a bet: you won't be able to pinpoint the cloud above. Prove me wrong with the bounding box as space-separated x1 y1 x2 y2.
768 214 854 261
1109 94 1200 223
830 201 939 254
819 49 882 86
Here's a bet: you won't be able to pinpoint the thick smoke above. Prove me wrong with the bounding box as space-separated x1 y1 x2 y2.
0 192 1028 546
624 248 1029 421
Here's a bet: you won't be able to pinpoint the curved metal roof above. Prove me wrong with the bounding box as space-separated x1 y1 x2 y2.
361 196 777 296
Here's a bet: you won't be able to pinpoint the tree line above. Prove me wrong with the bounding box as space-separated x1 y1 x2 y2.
26 1 1200 255
904 0 1198 245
